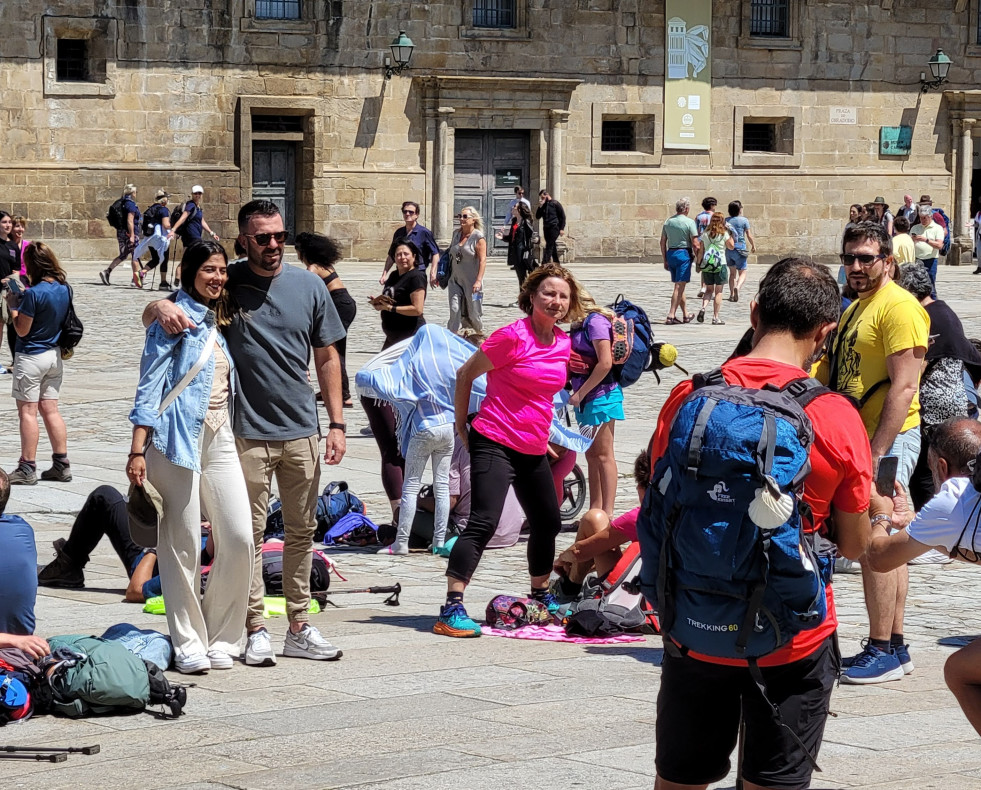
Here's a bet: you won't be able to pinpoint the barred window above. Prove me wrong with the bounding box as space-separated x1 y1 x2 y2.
750 0 790 37
256 0 301 20
601 121 636 152
977 6 981 44
743 122 777 152
474 0 516 29
56 39 89 82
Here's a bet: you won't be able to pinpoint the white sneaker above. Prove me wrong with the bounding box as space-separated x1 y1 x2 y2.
908 548 953 565
207 649 234 670
174 652 211 674
244 628 277 667
283 624 342 661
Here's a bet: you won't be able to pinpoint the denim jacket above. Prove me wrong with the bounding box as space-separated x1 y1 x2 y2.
129 290 235 472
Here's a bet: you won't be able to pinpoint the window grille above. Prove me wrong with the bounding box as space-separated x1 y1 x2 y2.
474 0 516 28
256 0 301 20
601 121 636 152
750 0 790 37
743 122 777 152
56 39 89 82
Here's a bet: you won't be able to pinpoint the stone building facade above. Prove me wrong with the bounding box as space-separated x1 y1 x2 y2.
2 1 981 264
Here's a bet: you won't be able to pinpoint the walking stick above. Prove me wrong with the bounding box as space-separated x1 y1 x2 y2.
0 744 100 762
314 582 401 607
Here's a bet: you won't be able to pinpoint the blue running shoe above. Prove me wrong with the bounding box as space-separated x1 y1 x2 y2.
841 643 903 684
893 643 914 675
433 602 482 638
537 591 562 615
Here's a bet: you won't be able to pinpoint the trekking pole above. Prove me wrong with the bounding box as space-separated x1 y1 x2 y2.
0 752 68 762
0 745 100 755
316 582 401 607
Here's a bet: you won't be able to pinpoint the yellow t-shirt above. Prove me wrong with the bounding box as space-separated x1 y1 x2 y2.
820 281 929 437
892 233 916 265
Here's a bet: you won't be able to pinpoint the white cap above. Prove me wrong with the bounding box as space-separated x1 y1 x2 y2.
191 185 204 194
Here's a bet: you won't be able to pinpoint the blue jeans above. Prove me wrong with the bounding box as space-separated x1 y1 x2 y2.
917 258 938 299
889 425 921 491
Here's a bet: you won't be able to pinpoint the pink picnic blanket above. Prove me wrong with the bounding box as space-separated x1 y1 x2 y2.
480 623 646 644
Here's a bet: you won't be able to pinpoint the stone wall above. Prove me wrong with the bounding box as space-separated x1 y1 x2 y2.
0 1 976 262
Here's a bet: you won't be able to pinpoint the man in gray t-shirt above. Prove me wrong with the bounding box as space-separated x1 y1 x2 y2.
145 200 347 667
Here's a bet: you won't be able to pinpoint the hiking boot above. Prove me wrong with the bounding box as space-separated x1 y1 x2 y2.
244 628 277 667
433 602 482 638
207 649 234 670
174 653 211 674
99 269 110 286
894 643 914 675
40 459 72 482
8 463 37 486
37 549 84 589
158 280 171 290
841 643 903 684
284 624 342 660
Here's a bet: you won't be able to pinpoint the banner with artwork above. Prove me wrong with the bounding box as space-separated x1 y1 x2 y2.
664 1 711 150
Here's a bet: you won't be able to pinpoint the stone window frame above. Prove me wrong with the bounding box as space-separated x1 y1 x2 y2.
461 0 530 40
240 0 329 33
591 103 663 167
966 0 981 57
732 106 802 167
42 17 116 98
739 0 802 51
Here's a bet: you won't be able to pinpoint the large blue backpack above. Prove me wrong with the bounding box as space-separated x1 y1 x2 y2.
638 369 832 660
934 207 952 256
570 295 656 389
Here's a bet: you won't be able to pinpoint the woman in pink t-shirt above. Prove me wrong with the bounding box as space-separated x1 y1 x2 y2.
434 265 588 638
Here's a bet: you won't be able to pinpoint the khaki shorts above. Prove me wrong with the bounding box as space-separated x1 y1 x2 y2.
12 348 63 402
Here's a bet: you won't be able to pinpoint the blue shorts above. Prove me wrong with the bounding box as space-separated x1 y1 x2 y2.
726 249 749 270
666 249 692 283
576 387 625 427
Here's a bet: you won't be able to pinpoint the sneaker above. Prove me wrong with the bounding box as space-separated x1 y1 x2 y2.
244 628 277 667
535 591 562 615
37 549 84 589
894 643 914 675
697 308 705 323
158 280 171 291
908 548 953 565
206 649 234 670
174 653 211 674
696 287 706 298
40 460 72 483
283 624 342 660
732 287 739 302
8 464 37 486
0 365 6 375
433 602 483 638
712 318 726 325
377 544 408 555
98 269 110 286
841 642 904 684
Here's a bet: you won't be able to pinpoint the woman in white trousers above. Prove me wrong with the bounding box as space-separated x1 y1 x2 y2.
127 240 252 674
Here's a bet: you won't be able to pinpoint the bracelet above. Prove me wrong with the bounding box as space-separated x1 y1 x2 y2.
328 422 346 433
870 513 892 529
128 452 145 458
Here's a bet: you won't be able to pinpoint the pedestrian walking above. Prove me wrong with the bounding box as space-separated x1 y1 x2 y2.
379 201 439 282
536 189 566 264
495 201 535 291
725 199 756 302
696 211 734 325
101 185 143 288
136 190 174 290
659 197 699 324
445 207 485 334
169 186 219 288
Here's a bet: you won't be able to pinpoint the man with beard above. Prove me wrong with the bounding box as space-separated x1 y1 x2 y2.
819 220 929 684
143 201 347 667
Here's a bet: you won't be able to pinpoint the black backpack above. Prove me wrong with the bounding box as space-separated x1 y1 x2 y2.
170 202 187 236
59 285 83 353
106 198 125 230
141 205 160 236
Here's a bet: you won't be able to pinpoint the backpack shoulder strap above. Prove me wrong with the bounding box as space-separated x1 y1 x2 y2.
691 367 725 390
772 376 832 410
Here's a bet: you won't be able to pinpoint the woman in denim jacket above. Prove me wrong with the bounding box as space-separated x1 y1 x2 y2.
127 240 253 674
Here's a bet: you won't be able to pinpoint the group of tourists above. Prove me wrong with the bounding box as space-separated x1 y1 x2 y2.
4 187 981 790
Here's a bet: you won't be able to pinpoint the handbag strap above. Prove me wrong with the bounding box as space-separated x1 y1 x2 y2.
157 327 218 417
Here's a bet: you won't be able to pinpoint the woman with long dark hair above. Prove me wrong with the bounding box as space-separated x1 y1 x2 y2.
496 201 535 290
4 242 71 485
127 240 253 674
295 232 356 406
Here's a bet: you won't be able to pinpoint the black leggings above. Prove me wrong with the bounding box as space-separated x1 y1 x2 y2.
446 428 562 585
62 485 144 576
145 246 169 276
361 397 404 502
331 288 357 402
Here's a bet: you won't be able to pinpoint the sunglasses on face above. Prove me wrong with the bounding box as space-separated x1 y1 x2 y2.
245 231 288 246
839 253 886 267
456 214 472 220
402 210 417 216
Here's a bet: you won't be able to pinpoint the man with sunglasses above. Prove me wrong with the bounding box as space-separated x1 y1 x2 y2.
378 201 439 285
143 199 348 667
818 221 929 684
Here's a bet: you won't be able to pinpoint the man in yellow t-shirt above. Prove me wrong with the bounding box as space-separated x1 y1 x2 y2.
820 221 929 684
891 215 916 265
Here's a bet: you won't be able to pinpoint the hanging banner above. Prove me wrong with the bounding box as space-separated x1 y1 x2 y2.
664 1 712 150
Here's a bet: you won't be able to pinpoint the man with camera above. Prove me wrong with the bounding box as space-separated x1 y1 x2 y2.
866 417 981 735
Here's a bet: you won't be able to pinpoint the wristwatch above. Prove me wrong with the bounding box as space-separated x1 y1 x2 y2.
328 422 346 433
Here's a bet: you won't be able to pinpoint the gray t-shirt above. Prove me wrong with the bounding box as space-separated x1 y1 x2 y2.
225 261 345 441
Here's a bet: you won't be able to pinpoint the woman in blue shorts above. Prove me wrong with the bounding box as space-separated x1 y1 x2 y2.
725 200 756 302
569 300 623 515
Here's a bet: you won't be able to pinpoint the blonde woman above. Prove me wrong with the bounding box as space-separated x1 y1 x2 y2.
569 295 622 515
446 206 486 334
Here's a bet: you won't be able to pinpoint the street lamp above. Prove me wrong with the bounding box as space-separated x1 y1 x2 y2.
920 49 952 93
384 31 414 79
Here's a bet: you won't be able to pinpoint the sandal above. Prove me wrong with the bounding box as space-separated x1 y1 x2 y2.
665 317 682 325
712 318 726 325
683 313 695 323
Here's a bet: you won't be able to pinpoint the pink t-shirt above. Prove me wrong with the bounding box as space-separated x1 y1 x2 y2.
472 317 570 455
610 506 640 543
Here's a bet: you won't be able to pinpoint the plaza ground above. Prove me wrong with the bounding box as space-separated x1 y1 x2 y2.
1 258 980 789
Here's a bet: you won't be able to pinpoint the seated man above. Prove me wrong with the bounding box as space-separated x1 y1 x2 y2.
0 468 49 658
866 417 981 736
552 451 650 598
37 484 209 603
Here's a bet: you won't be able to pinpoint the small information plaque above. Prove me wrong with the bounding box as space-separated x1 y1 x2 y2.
880 126 912 156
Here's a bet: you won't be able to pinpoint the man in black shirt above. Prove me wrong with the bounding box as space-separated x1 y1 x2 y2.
536 189 566 264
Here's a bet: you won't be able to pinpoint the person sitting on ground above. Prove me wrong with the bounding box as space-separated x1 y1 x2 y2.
552 451 650 600
865 417 981 736
36 484 212 604
0 468 50 659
